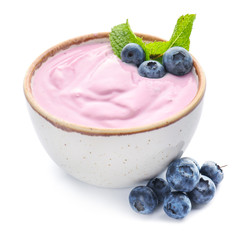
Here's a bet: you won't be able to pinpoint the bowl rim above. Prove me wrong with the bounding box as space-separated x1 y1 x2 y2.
23 32 206 136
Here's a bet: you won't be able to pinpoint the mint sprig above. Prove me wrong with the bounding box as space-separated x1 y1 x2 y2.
109 14 196 62
168 14 196 51
145 41 170 58
109 20 150 60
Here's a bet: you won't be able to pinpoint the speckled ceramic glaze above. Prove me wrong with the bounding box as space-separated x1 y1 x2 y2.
24 33 206 188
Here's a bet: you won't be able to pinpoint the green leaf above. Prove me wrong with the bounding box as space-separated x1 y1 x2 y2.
109 20 150 60
145 14 196 60
145 41 170 57
168 14 196 51
109 14 196 62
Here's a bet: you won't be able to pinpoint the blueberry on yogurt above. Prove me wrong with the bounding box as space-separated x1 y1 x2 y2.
129 186 158 214
121 43 145 66
163 46 193 76
138 60 166 78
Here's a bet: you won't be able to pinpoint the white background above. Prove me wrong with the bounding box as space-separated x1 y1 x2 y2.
1 0 245 239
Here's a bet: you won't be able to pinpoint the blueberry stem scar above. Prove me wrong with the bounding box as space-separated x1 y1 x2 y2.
220 165 228 168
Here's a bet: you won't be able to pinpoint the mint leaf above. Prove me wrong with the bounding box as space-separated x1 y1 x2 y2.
109 14 195 62
145 14 196 60
146 41 170 57
109 20 150 60
168 14 196 51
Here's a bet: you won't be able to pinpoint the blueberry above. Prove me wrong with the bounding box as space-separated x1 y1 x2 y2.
147 178 171 204
163 192 192 219
188 175 216 204
182 157 200 171
200 161 224 185
162 46 193 76
166 157 200 192
129 186 158 214
138 60 166 78
121 43 145 66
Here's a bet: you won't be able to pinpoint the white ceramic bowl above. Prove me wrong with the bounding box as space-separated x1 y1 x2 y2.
24 33 206 188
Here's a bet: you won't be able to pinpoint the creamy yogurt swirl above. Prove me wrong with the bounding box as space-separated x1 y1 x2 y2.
32 41 198 129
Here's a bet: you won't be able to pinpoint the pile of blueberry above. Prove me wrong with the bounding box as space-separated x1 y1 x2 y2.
129 157 224 219
121 43 193 78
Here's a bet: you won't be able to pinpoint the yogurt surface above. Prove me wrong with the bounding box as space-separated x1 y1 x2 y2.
32 41 198 129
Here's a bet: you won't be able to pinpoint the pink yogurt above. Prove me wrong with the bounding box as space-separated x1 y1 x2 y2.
32 41 198 129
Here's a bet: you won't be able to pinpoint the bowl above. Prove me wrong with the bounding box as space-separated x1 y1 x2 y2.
23 32 206 188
